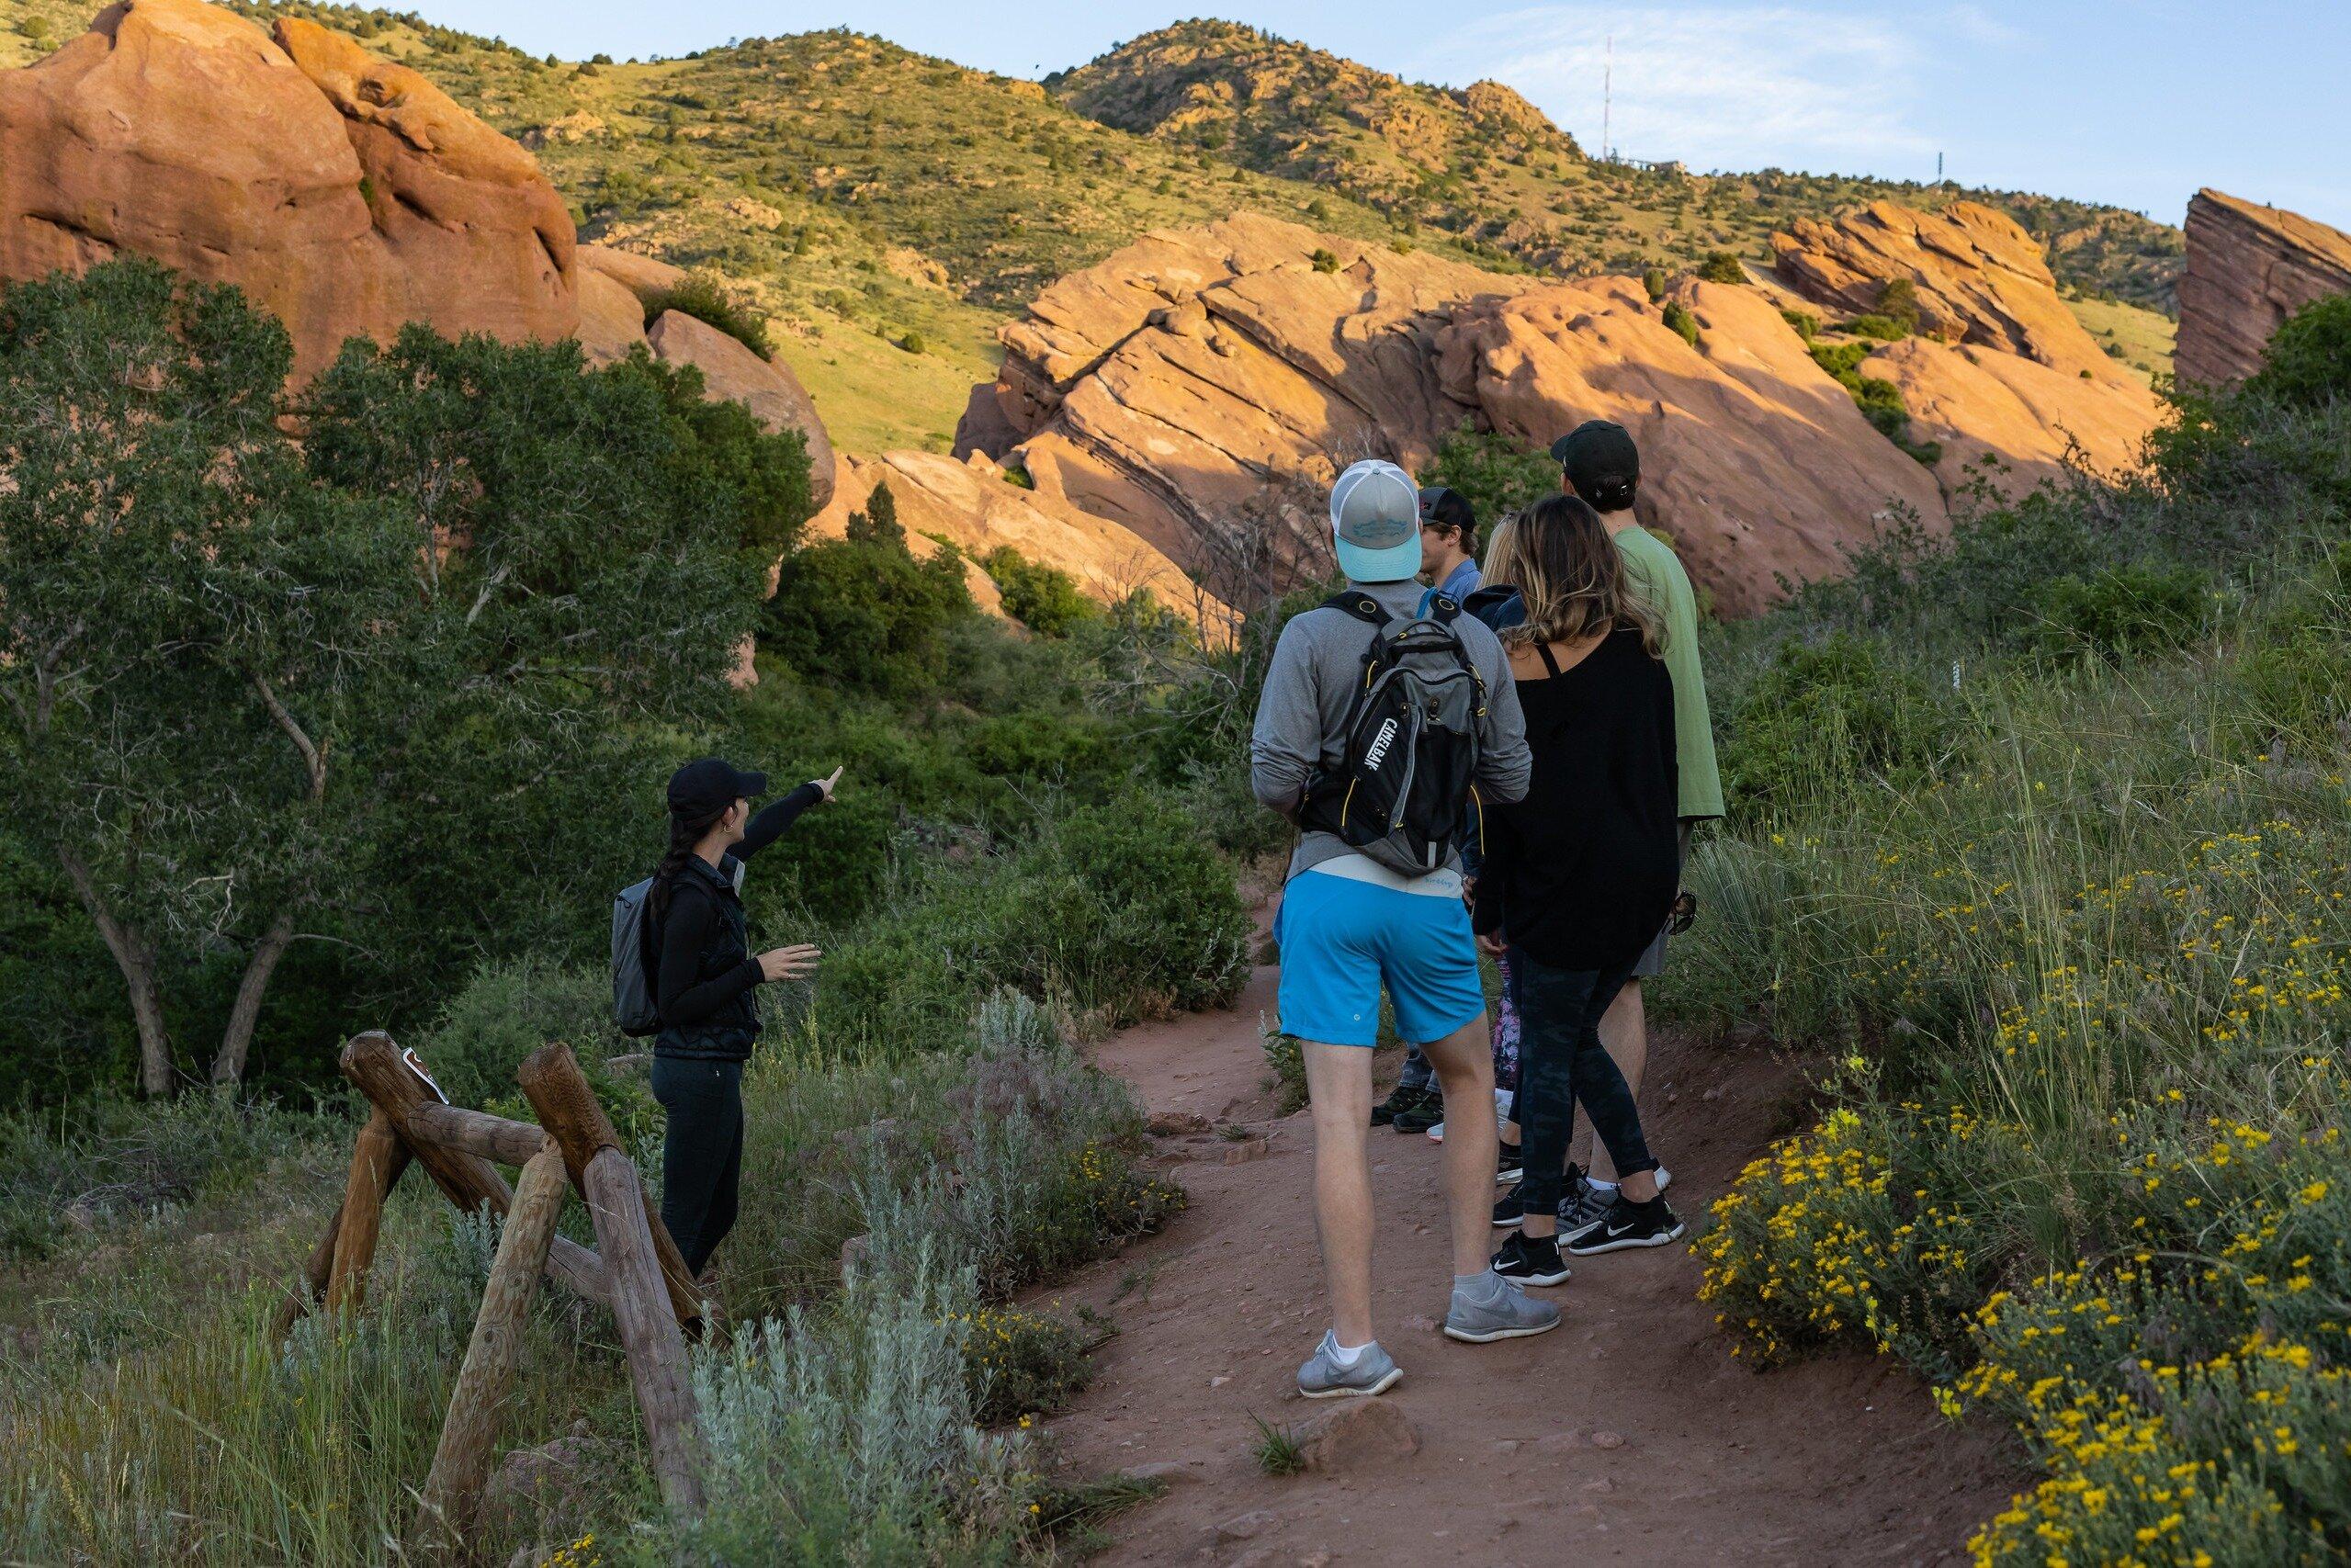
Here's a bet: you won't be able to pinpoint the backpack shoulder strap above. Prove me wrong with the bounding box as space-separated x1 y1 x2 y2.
1323 590 1391 626
1423 592 1463 625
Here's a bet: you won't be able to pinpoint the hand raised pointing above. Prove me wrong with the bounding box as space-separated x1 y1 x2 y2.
812 765 844 802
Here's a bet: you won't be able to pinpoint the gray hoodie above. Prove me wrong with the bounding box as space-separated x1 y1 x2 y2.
1249 578 1531 881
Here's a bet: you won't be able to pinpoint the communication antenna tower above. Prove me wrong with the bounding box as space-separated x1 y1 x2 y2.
1602 33 1612 162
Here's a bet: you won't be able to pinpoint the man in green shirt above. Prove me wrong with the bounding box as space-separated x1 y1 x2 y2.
1546 421 1725 1213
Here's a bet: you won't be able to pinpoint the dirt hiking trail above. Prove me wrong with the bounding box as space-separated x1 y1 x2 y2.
1031 965 2023 1565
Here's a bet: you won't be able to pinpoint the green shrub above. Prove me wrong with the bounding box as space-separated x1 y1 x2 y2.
1642 267 1668 302
959 1303 1098 1426
764 483 978 696
1875 277 1922 333
898 328 926 354
1718 634 1947 815
1419 423 1557 526
1662 299 1701 347
1698 251 1746 284
1845 312 1910 342
2024 561 2206 659
1309 247 1340 274
2244 291 2351 409
642 272 773 359
1780 308 1819 341
410 956 647 1127
983 547 1097 637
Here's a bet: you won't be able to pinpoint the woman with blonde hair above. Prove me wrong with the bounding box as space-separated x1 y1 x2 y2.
1472 493 1684 1286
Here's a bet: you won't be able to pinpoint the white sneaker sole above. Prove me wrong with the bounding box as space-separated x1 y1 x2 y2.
1300 1365 1403 1398
1443 1314 1562 1344
1566 1222 1688 1256
1495 1263 1572 1287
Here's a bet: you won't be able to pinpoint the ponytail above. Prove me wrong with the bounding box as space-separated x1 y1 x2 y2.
648 805 729 929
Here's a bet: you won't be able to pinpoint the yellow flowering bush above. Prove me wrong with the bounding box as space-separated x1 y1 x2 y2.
1965 1334 2351 1565
1697 1101 1990 1367
951 1303 1096 1427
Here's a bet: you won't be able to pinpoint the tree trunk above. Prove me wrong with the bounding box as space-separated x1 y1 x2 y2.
210 908 299 1087
57 846 175 1096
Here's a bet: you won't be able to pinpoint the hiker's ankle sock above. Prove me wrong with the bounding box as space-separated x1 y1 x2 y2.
1453 1269 1507 1303
1590 1175 1621 1197
1323 1332 1372 1367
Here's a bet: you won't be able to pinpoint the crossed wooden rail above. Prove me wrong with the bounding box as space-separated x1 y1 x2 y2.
276 1032 707 1554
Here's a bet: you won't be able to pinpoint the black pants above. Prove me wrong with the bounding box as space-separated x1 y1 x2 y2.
1510 949 1657 1215
650 1056 745 1278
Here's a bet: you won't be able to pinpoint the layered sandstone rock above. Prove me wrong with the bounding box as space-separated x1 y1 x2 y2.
0 0 576 380
1862 337 2165 493
1773 200 2123 381
959 215 1950 613
1437 278 1949 614
2176 189 2351 388
808 450 1216 619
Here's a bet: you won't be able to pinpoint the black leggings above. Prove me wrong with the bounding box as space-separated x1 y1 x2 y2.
1509 949 1657 1214
650 1056 745 1278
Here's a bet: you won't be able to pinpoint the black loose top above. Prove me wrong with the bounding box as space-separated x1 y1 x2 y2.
1472 626 1678 971
653 783 819 1060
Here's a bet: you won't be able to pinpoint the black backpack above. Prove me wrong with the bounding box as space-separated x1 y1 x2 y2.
1301 591 1486 876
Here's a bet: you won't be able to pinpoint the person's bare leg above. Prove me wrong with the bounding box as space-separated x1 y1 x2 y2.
1303 1042 1378 1346
1590 979 1649 1183
1419 1016 1500 1278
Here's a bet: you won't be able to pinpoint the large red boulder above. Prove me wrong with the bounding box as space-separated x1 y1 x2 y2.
2176 189 2351 388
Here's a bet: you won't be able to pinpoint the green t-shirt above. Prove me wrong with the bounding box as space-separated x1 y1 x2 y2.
1614 525 1724 821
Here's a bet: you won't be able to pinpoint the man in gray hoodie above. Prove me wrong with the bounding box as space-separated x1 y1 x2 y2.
1251 458 1560 1399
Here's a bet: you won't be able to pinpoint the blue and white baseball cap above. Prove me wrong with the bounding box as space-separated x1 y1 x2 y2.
1328 459 1422 582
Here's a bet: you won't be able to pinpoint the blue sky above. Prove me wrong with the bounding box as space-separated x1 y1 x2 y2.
428 1 2350 229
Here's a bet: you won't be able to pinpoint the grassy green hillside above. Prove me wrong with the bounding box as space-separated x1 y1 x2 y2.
1055 20 2187 316
5 1 2186 441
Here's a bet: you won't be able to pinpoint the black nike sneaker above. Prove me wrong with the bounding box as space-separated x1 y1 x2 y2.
1497 1142 1523 1185
1491 1229 1573 1287
1493 1180 1528 1229
1392 1091 1445 1135
1371 1081 1437 1129
1564 1195 1687 1255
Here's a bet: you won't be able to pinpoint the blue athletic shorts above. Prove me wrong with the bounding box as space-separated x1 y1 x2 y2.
1273 859 1486 1048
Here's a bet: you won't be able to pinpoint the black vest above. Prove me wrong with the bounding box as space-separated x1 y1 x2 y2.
653 855 761 1061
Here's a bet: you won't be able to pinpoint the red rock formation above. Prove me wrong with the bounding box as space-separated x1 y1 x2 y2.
2176 189 2351 388
0 0 579 380
1437 278 1949 615
809 449 1217 620
1862 337 2165 495
1772 200 2124 382
958 215 1950 613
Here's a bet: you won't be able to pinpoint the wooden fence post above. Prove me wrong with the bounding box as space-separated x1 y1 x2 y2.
412 1143 569 1556
582 1145 705 1517
325 1108 410 1311
336 1032 611 1311
516 1043 703 1330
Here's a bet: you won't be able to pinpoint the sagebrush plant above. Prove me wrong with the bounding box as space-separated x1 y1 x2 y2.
1677 309 2351 1562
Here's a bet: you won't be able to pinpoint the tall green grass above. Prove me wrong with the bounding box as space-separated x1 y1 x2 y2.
1678 310 2351 1562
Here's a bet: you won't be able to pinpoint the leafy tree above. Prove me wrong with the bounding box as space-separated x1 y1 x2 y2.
1875 277 1923 333
2244 293 2351 409
765 482 976 694
983 547 1097 637
1 264 789 1094
643 271 774 359
0 263 412 1092
1698 251 1746 284
1662 299 1702 347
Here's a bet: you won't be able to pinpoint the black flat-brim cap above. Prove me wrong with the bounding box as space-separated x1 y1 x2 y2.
1550 420 1641 487
668 757 767 818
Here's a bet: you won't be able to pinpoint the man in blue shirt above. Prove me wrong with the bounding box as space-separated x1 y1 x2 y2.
1419 486 1482 603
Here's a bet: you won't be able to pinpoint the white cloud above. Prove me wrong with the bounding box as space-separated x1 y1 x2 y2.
1422 5 1941 175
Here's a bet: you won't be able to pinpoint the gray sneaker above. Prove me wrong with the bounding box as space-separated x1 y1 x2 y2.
1443 1270 1563 1344
1297 1332 1403 1398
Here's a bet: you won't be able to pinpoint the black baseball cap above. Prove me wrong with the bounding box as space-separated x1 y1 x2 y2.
667 757 767 818
1550 421 1641 507
1416 485 1475 536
